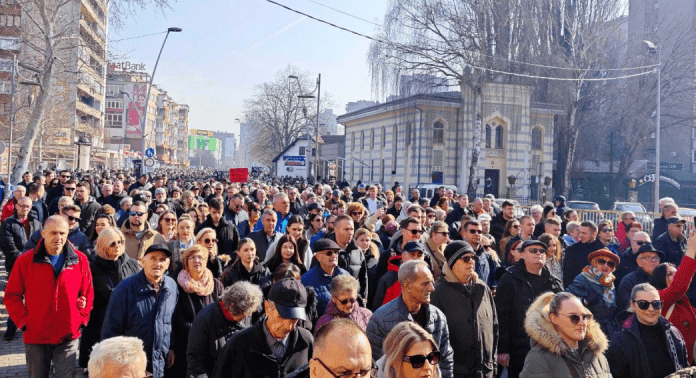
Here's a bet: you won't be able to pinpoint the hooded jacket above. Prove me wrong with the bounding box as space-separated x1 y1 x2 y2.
121 219 166 260
221 259 272 288
520 292 612 378
371 255 402 312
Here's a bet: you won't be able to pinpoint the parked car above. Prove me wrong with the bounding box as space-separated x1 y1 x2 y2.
613 202 653 229
493 198 526 218
567 201 602 222
414 184 459 202
567 201 601 211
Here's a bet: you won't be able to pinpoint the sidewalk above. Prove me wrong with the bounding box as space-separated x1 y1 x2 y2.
0 257 87 377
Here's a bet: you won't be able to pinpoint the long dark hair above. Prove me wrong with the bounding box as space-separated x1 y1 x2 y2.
650 262 677 290
287 215 309 253
265 234 306 274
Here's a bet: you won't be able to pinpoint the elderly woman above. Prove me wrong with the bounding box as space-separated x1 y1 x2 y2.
376 321 441 378
88 213 116 244
79 227 141 370
315 275 373 333
194 227 226 278
539 233 563 281
426 221 450 281
156 210 178 242
221 238 271 288
171 244 224 378
347 202 368 229
520 292 611 378
263 234 307 275
169 216 196 268
186 281 264 378
566 249 620 336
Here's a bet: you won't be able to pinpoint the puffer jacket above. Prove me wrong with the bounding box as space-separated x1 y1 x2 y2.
520 292 611 378
121 219 166 260
366 295 454 378
336 238 368 301
220 259 271 288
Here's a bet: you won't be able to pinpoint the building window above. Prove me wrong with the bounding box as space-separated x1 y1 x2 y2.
351 132 355 151
433 121 444 144
485 124 491 148
106 100 122 109
0 37 20 51
382 126 386 147
106 113 123 127
0 81 11 94
360 130 365 150
299 146 305 155
495 125 503 149
370 129 374 149
406 123 412 146
0 59 11 72
532 127 543 150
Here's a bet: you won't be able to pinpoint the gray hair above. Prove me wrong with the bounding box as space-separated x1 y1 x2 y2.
330 275 359 296
398 260 429 284
663 203 678 214
222 281 264 317
261 209 277 220
88 336 146 378
566 221 581 233
155 187 167 195
119 197 133 207
530 204 543 214
621 211 636 221
273 192 289 202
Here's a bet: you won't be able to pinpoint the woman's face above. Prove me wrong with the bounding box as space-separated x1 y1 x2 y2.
281 241 295 261
187 250 208 275
350 209 363 222
203 187 211 196
95 218 110 235
188 211 198 224
510 222 520 236
510 244 522 263
332 289 357 314
386 192 394 202
551 299 590 346
568 212 578 222
105 237 124 260
287 223 304 240
200 207 209 217
178 221 194 240
311 216 324 231
400 341 438 378
430 229 449 246
355 234 370 251
238 243 256 264
631 290 662 326
160 213 177 232
200 232 217 253
546 238 557 258
665 265 678 287
591 256 616 275
546 209 557 219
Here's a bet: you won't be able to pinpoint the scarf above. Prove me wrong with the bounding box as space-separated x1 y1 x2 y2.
581 265 615 306
177 268 215 296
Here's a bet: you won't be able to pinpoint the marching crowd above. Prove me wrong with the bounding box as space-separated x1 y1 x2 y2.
3 168 696 378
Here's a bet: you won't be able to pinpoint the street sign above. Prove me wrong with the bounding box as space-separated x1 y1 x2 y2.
144 158 155 167
145 148 155 158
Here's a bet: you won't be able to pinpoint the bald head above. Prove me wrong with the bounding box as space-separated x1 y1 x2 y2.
311 319 371 377
44 214 69 229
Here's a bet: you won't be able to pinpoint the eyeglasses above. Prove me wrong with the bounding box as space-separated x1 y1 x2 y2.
110 240 124 248
351 212 363 216
595 258 616 268
460 255 478 263
161 217 176 223
511 225 520 229
468 229 482 234
638 255 660 262
601 228 614 233
635 241 648 246
632 299 664 310
557 313 593 325
64 187 75 191
406 229 424 235
320 250 339 257
526 248 546 254
188 255 206 262
403 351 441 369
65 215 79 222
337 297 357 305
130 211 145 217
313 357 376 378
203 238 218 244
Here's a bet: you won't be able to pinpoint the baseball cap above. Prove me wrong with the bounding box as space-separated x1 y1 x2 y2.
667 216 686 225
268 278 308 320
143 243 172 258
403 241 426 254
314 238 341 252
332 189 340 197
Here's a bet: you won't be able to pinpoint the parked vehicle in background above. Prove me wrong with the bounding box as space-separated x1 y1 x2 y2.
494 198 526 218
567 201 601 211
414 184 459 202
613 202 653 230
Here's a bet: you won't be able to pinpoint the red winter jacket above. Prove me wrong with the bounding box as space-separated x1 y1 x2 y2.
615 221 630 251
4 239 94 345
659 255 696 363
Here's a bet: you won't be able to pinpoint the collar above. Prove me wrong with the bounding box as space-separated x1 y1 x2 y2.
263 318 289 344
219 301 236 322
33 238 79 266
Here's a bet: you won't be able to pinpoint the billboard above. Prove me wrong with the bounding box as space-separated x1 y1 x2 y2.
283 156 306 166
125 83 146 137
190 129 213 137
188 135 220 151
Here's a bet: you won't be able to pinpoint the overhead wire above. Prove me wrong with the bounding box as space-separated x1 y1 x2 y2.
266 0 656 81
109 31 168 43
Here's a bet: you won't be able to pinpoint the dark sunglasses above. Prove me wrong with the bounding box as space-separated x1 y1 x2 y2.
511 225 520 229
203 238 218 244
161 218 176 223
461 255 478 263
320 250 339 257
403 351 441 369
406 229 424 235
351 212 363 216
601 228 614 233
526 248 546 254
636 241 648 246
110 240 124 248
468 229 482 234
130 211 145 217
559 313 593 325
64 187 76 191
596 258 616 268
633 300 664 310
65 215 79 222
337 297 357 305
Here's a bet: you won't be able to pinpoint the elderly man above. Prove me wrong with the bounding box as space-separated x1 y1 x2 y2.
1 185 26 222
302 238 349 317
614 231 651 286
5 215 94 378
88 336 148 378
654 216 687 266
212 278 313 378
247 209 282 261
253 192 292 234
495 240 562 378
121 201 166 260
529 205 543 225
102 244 178 378
187 281 264 378
653 201 678 240
561 220 604 288
615 211 637 250
97 183 112 205
24 204 94 255
366 259 454 377
616 243 664 314
432 241 498 378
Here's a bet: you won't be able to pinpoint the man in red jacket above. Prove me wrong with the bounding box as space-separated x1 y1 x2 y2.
4 215 93 378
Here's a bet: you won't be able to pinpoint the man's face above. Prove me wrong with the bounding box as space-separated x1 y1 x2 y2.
368 187 377 199
579 226 596 244
156 191 167 203
627 226 642 241
326 216 336 232
412 189 419 199
12 187 25 199
335 219 355 245
545 223 561 237
63 183 76 197
15 198 31 219
262 214 277 234
101 185 112 197
231 198 244 213
214 185 224 196
636 252 660 275
22 173 30 182
59 171 71 184
257 190 266 201
141 251 170 281
439 188 445 196
459 195 469 208
265 301 299 339
473 200 482 212
316 249 339 271
210 208 222 223
75 186 88 201
113 181 123 194
665 206 678 218
129 205 147 228
409 211 426 228
631 233 649 253
63 209 81 230
401 249 424 262
668 222 685 238
155 178 164 188
274 196 290 215
623 213 636 226
226 187 236 199
310 327 372 378
530 209 542 222
503 205 514 218
522 245 546 266
139 176 147 184
464 224 482 246
404 266 435 305
41 219 69 255
521 218 535 235
403 222 423 243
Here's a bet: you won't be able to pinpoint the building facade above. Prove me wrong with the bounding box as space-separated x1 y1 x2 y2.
338 83 561 201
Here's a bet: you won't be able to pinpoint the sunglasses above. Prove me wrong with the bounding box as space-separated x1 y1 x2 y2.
635 241 648 246
351 212 363 216
461 255 478 263
468 229 482 234
203 238 218 244
633 299 664 310
337 297 357 305
601 228 614 233
403 351 441 369
65 215 79 222
64 187 76 191
110 240 124 248
406 229 424 235
511 225 520 229
558 313 593 325
526 248 546 254
320 250 339 257
161 218 176 223
130 211 145 217
595 258 616 268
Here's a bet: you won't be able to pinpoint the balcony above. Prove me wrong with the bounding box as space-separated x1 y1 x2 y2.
80 0 105 31
76 100 101 119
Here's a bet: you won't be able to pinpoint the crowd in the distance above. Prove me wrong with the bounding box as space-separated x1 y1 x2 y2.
4 168 696 378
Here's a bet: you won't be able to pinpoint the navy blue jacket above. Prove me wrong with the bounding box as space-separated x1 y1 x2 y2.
102 270 179 378
616 268 651 316
653 232 686 266
653 216 668 241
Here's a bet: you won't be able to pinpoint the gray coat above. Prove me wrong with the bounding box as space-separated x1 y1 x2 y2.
366 295 454 378
520 292 612 378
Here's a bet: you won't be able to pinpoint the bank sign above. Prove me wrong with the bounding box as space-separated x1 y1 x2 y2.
283 156 305 166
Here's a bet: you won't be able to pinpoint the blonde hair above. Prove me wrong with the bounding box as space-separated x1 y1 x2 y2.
195 227 218 258
95 227 125 260
353 228 379 259
382 322 440 378
180 244 210 272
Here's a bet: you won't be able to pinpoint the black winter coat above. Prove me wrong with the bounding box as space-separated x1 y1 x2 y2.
561 239 605 288
77 196 100 233
489 212 511 242
0 215 41 272
186 302 250 378
334 238 368 301
653 215 668 241
196 215 240 257
212 317 313 378
247 231 281 262
494 259 562 362
221 260 272 288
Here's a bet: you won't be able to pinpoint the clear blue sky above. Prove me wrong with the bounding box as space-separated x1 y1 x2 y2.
111 0 389 137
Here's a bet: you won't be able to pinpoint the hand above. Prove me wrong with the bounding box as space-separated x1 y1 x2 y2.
166 350 175 368
76 296 86 309
497 353 510 367
687 229 696 259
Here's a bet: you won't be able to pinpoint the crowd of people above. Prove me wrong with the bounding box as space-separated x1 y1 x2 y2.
4 168 696 378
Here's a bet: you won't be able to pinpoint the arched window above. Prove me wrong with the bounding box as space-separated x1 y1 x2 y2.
532 127 543 150
360 130 365 150
495 125 503 149
433 121 444 144
382 126 386 147
485 124 491 148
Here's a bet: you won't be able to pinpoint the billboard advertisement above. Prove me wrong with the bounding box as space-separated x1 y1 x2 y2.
283 156 306 166
190 129 213 137
125 83 146 137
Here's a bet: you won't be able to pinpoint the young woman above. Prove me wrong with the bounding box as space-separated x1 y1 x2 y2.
264 234 307 275
156 210 178 242
499 218 520 262
539 233 563 282
221 238 271 288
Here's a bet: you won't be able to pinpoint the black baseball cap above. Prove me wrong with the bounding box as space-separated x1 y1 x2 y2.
268 278 308 320
143 243 172 258
403 241 426 254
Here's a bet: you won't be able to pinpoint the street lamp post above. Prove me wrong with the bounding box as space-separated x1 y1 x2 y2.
645 40 661 213
141 27 182 165
288 75 312 180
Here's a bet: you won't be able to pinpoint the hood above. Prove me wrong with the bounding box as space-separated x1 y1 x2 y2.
387 254 402 272
525 292 608 357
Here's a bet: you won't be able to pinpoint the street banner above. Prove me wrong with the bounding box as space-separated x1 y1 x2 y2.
229 168 249 183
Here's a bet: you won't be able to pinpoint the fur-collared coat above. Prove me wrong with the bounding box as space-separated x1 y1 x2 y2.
520 292 612 378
